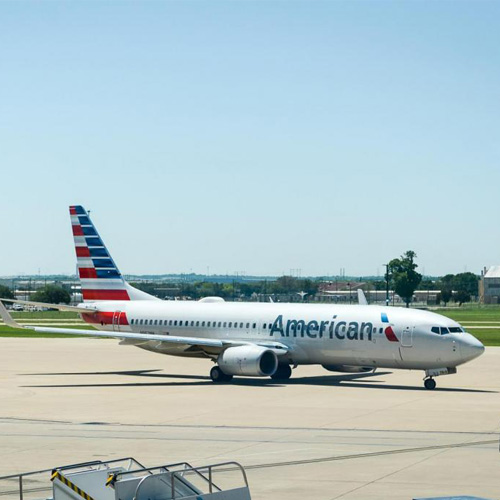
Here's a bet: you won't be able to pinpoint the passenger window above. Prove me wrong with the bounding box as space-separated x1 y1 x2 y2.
196 321 200 327
263 324 267 329
159 320 163 326
228 322 232 327
218 321 222 327
202 321 205 327
174 320 178 326
169 320 172 326
246 322 250 328
149 319 153 325
253 323 256 328
131 319 134 325
240 322 243 328
191 321 194 326
154 320 158 326
223 322 227 327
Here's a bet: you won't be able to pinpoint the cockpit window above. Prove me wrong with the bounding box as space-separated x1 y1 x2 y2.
431 326 454 335
449 327 464 333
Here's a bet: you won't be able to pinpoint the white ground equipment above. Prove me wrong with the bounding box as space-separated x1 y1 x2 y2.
0 457 251 500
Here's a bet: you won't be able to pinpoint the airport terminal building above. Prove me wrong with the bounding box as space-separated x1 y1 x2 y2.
479 266 500 304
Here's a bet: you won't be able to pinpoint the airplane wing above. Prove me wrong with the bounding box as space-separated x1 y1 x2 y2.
0 297 98 313
0 301 288 354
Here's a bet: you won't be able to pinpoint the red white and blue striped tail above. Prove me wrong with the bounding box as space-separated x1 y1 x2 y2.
69 205 156 302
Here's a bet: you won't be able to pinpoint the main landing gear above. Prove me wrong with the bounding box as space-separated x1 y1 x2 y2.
424 378 436 390
210 366 233 383
270 364 292 380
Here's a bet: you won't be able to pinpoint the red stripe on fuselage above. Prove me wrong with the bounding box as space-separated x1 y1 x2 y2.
79 268 97 279
82 289 130 300
76 247 90 257
83 311 129 326
72 225 83 236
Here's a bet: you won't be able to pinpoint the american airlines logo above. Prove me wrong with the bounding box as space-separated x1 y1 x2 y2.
270 312 399 342
270 315 374 341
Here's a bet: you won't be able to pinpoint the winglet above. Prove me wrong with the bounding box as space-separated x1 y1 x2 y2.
357 289 368 306
0 300 24 329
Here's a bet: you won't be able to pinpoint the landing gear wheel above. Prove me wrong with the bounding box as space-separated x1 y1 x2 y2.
271 364 292 380
210 366 233 383
424 378 436 390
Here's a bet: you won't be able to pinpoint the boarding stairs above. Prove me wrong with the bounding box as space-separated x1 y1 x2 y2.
0 457 251 500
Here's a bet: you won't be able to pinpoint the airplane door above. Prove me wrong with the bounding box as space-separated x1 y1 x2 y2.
401 326 413 347
112 311 122 332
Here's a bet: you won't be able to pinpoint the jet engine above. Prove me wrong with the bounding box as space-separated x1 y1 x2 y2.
322 364 374 373
218 345 278 377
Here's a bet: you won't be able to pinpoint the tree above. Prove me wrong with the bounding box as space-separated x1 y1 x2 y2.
437 272 478 306
388 250 422 308
453 272 479 306
0 284 14 300
439 274 454 306
31 285 71 304
440 288 453 306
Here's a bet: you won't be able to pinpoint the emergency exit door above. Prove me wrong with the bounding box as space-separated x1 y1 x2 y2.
401 326 413 347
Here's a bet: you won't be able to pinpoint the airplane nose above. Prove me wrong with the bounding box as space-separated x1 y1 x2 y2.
459 333 485 362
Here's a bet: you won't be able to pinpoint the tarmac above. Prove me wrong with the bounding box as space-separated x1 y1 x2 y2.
0 338 499 500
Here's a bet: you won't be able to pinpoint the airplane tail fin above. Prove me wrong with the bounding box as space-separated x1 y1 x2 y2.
69 205 157 302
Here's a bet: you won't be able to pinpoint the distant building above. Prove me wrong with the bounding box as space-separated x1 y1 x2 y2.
479 266 500 304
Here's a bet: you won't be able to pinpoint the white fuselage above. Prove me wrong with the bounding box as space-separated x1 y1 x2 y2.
81 300 484 371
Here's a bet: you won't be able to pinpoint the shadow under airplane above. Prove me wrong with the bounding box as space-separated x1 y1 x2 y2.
20 369 496 393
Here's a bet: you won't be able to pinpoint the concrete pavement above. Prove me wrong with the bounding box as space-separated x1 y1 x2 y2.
0 338 499 500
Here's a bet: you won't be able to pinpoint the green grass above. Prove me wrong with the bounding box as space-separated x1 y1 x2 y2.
467 328 500 346
11 311 80 319
0 324 96 337
435 306 500 322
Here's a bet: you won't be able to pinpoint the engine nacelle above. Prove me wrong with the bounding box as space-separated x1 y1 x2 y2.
322 364 374 373
218 345 278 377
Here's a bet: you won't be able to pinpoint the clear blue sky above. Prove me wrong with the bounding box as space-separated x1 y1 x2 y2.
1 0 499 277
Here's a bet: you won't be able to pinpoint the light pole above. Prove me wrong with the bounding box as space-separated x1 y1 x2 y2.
385 264 390 306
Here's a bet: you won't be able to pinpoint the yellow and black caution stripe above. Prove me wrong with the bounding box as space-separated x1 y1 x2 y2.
105 473 116 487
50 471 95 500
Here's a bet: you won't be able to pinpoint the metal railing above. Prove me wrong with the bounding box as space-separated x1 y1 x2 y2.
0 457 145 500
132 462 248 500
170 462 248 499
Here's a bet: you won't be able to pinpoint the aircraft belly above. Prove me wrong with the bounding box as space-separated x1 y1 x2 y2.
315 339 404 369
136 342 209 358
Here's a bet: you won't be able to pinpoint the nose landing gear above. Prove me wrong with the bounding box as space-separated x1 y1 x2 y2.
424 377 436 390
423 367 457 389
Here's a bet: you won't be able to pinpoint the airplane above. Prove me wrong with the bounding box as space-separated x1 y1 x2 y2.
0 205 485 390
